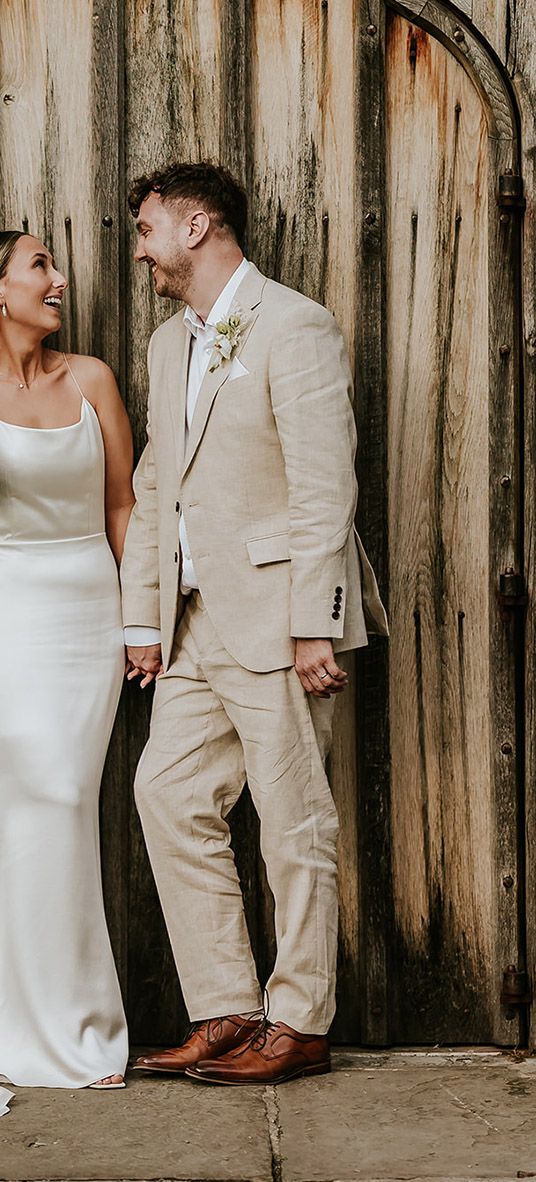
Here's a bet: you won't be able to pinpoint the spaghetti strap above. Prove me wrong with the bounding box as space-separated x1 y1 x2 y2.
63 352 85 400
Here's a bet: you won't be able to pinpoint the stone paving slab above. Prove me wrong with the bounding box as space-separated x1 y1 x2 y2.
277 1060 536 1181
0 1073 272 1182
3 1051 536 1182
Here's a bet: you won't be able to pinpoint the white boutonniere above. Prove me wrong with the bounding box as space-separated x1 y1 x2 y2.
208 311 244 372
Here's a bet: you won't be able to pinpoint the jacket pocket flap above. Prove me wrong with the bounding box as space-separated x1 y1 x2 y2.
246 532 290 565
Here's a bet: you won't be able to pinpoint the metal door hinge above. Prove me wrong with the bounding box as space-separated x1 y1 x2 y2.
497 174 526 212
501 964 532 1006
497 569 528 620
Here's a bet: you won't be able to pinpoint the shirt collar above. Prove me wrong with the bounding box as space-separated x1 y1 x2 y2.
183 257 251 339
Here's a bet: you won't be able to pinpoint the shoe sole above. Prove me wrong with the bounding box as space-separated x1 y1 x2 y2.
131 1064 187 1074
184 1061 331 1085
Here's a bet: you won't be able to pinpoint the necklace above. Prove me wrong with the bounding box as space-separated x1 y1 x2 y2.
0 371 43 390
0 377 27 389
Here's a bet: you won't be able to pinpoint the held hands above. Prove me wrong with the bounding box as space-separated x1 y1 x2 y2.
294 638 348 698
125 639 347 696
126 643 163 688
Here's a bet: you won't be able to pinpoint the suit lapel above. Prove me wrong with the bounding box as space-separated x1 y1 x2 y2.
165 317 191 474
182 264 266 477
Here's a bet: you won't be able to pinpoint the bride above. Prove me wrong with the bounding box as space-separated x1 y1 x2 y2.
0 230 132 1089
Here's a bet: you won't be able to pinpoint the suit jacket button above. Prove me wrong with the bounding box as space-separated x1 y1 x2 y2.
174 551 178 563
332 610 340 620
175 501 180 512
335 586 343 595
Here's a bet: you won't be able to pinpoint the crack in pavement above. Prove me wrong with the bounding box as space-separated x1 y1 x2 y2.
440 1082 502 1132
263 1084 283 1182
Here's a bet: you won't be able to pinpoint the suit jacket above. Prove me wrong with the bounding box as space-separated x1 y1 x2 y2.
121 263 388 672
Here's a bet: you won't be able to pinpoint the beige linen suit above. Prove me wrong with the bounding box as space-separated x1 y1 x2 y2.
121 263 387 1033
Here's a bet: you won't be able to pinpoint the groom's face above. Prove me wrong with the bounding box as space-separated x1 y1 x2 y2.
134 193 193 301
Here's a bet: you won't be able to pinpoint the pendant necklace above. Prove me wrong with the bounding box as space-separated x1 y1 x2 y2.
0 373 39 390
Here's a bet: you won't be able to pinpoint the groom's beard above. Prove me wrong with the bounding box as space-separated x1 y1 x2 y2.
151 247 193 301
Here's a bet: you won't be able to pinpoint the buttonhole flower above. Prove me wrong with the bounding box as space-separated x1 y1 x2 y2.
208 311 244 372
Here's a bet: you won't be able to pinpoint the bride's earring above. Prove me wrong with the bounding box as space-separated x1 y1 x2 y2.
1 304 7 318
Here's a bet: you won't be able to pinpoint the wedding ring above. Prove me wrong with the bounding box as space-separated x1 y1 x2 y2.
319 671 329 680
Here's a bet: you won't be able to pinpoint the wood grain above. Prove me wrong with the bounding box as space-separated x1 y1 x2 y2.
509 2 536 1049
249 0 359 353
0 1 94 352
355 0 393 1046
90 0 129 991
385 11 520 1043
395 0 510 64
471 0 509 64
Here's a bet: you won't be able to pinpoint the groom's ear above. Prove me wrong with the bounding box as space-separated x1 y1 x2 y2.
186 210 210 249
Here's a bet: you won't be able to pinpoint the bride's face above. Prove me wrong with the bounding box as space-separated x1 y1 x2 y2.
134 193 194 301
0 236 67 333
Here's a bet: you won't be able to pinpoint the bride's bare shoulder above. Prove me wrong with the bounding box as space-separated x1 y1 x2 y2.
60 353 121 408
60 352 116 385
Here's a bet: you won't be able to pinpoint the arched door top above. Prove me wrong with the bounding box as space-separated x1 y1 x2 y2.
388 0 518 153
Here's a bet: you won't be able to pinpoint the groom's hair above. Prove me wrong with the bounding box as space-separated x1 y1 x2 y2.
128 162 248 249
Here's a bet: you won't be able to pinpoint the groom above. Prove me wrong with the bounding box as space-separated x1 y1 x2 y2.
121 162 387 1085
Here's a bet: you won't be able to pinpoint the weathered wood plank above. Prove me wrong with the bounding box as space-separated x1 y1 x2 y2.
249 0 358 355
471 0 509 65
0 0 94 352
355 0 393 1046
510 1 536 1050
90 0 129 996
487 135 524 1046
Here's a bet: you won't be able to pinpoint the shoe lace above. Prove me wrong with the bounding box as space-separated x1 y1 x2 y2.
235 1015 279 1055
234 991 277 1055
183 1018 226 1047
184 1007 266 1048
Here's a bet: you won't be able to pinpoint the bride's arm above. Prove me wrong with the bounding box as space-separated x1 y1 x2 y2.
74 357 135 564
99 372 135 564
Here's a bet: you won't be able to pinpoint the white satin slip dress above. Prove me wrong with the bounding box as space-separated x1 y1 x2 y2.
0 361 128 1087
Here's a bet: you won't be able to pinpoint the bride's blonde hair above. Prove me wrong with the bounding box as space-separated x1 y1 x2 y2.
0 231 25 278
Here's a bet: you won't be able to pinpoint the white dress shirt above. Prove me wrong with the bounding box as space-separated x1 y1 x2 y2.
125 257 251 648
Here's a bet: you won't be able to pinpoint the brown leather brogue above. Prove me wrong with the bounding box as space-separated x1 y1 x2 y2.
133 1014 261 1074
185 1019 331 1085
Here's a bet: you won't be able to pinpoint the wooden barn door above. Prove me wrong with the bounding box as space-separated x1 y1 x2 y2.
358 3 526 1045
0 0 528 1050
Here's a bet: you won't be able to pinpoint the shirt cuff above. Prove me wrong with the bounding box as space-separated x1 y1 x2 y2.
124 625 162 647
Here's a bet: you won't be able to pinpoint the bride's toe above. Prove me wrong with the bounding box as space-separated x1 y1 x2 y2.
88 1073 125 1089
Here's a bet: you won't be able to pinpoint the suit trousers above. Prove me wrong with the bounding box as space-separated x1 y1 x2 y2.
134 592 339 1035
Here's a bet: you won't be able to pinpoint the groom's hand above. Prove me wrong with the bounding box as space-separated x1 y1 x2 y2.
126 643 163 688
294 638 348 698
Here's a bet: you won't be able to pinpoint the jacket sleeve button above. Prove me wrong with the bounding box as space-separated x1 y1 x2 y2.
335 586 343 595
332 610 340 620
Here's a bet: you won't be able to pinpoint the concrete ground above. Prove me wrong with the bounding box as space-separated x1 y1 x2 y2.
2 1049 536 1182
